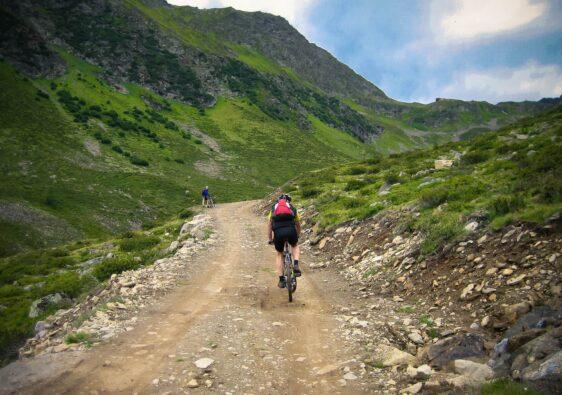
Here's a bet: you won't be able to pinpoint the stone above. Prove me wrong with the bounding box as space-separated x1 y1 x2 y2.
402 382 423 394
377 344 416 366
454 359 493 382
168 240 179 252
464 221 479 232
521 350 562 394
503 302 532 324
481 316 490 327
343 372 357 380
186 379 199 388
460 283 474 299
316 364 339 375
507 274 526 285
194 358 214 369
427 333 486 369
319 237 329 250
434 159 454 169
406 365 418 378
393 296 404 302
485 268 498 276
408 332 424 345
29 293 65 318
501 268 514 276
417 364 434 378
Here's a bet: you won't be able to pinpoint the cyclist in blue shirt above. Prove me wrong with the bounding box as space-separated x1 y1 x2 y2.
202 186 210 207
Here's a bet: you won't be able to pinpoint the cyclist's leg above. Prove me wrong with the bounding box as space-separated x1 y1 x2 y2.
287 228 301 276
273 228 288 287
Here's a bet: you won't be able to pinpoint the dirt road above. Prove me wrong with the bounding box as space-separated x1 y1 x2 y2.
2 202 378 394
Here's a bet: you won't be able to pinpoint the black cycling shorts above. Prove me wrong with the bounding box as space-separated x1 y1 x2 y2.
273 226 298 252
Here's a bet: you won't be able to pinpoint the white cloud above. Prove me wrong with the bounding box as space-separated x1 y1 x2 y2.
167 0 319 35
434 61 562 103
436 0 547 41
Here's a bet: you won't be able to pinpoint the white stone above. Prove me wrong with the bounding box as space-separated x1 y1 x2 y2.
194 357 214 369
408 332 424 345
343 372 358 380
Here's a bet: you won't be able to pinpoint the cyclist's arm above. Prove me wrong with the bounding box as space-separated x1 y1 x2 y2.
295 220 301 236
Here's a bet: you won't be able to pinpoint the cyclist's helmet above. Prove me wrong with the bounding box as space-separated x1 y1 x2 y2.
278 193 292 202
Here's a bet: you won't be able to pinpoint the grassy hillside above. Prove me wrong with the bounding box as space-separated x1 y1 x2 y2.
288 105 562 255
0 53 365 256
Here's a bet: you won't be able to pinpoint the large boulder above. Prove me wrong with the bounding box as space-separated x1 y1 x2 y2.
427 333 486 369
453 359 494 382
521 350 562 394
505 306 560 338
28 293 67 318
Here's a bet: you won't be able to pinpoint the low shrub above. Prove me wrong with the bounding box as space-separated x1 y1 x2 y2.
345 166 367 175
179 209 194 219
461 150 489 165
419 187 449 209
92 256 140 281
119 235 160 252
489 195 525 217
300 187 321 198
130 156 149 166
344 179 367 191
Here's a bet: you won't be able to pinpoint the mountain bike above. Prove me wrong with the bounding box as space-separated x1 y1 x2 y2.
283 241 297 302
206 196 216 208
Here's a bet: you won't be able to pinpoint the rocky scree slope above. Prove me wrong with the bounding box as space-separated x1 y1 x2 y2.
18 213 215 359
270 106 562 393
0 211 214 365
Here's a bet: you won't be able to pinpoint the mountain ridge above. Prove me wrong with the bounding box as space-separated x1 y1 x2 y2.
0 0 560 257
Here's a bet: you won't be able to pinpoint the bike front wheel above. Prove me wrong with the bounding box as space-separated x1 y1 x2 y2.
286 269 293 302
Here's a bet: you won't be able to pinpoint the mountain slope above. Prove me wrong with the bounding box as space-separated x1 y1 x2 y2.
0 0 559 256
287 104 562 252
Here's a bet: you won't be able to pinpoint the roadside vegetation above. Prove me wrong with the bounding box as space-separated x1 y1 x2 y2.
0 213 187 364
288 105 562 255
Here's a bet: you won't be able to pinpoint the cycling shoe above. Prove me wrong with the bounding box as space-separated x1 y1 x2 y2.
294 265 302 277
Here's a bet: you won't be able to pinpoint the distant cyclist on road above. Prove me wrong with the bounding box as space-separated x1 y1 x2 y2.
202 186 210 207
268 194 301 288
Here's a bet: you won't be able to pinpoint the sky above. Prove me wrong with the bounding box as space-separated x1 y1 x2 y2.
169 0 562 104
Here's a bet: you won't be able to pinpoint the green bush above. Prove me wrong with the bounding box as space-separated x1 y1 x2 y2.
92 256 140 281
481 378 543 395
179 209 194 219
342 197 367 209
345 179 367 191
461 150 489 165
418 214 464 255
130 156 149 166
419 187 449 209
43 272 92 298
490 195 525 217
385 171 400 184
111 145 123 154
345 166 367 175
301 187 321 198
66 332 90 344
119 235 160 251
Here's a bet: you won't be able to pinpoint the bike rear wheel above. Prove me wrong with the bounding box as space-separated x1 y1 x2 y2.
284 252 293 302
